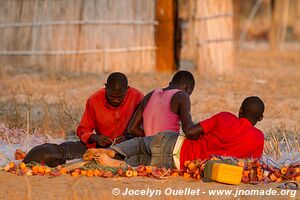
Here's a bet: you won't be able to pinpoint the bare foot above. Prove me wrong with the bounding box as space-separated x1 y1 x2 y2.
94 153 127 168
85 148 116 158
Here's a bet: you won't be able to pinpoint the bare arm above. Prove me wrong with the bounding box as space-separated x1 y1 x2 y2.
127 91 153 137
127 103 144 137
175 91 194 133
175 92 204 140
185 123 204 140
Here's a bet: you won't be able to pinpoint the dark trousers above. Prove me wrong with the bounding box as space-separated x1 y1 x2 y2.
23 141 87 167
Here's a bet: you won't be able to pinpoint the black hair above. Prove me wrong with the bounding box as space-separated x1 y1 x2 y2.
241 96 265 120
106 72 128 91
171 70 195 86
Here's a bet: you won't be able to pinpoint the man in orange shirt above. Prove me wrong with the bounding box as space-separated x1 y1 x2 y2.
23 72 144 167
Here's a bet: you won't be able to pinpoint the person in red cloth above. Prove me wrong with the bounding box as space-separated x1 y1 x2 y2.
77 72 144 149
180 96 264 168
88 96 265 169
23 72 143 167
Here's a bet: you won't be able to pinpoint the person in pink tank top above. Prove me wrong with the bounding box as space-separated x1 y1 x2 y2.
127 70 195 137
142 88 181 136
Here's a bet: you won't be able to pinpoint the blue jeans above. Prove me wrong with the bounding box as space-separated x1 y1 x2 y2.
111 131 179 168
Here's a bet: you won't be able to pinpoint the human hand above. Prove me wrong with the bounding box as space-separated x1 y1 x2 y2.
89 134 113 147
115 135 126 144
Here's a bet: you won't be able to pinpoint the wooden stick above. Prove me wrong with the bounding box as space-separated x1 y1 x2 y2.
0 20 158 28
0 46 157 56
240 0 263 43
194 13 234 21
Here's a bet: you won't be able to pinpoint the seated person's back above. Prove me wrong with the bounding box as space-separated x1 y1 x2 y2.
142 88 181 136
128 70 195 137
181 112 264 163
181 96 265 168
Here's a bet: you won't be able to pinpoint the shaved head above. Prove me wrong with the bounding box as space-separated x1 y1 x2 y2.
239 96 265 125
170 70 195 95
106 72 128 91
105 72 129 107
171 70 195 86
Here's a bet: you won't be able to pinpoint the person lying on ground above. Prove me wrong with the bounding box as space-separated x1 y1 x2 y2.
23 72 143 167
128 70 195 137
88 96 265 170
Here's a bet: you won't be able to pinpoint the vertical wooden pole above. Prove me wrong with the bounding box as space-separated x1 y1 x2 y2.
269 0 290 50
155 0 176 72
179 0 197 62
294 0 300 39
279 0 290 47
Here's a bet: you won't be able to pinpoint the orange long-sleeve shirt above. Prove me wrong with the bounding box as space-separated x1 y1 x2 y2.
77 87 144 148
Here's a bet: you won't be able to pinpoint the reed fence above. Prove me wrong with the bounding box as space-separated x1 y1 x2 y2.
0 0 156 73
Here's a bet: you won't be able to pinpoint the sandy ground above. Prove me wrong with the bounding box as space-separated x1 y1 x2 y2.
0 172 298 200
0 50 300 199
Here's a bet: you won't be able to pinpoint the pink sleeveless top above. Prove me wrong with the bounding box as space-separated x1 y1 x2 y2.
142 89 180 136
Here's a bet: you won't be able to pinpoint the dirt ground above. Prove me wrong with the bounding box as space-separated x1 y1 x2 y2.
0 50 300 199
0 171 298 200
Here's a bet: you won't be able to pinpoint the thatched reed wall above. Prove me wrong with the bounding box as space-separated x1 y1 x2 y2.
194 0 234 74
0 0 156 73
177 0 234 74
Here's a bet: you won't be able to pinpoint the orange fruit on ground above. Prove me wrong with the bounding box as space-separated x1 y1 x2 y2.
269 173 277 181
237 161 245 168
184 161 190 168
44 167 51 174
80 170 87 176
9 161 15 169
126 170 133 177
71 172 79 177
38 166 45 174
187 162 196 171
93 169 101 177
19 162 26 170
32 166 39 174
60 168 67 175
145 166 152 173
276 177 282 182
280 167 288 175
171 172 179 177
86 170 94 177
132 171 138 177
183 173 191 178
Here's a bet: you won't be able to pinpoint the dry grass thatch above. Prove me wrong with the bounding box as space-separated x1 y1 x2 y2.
0 0 156 73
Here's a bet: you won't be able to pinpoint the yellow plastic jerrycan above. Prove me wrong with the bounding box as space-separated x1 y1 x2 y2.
211 163 243 185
